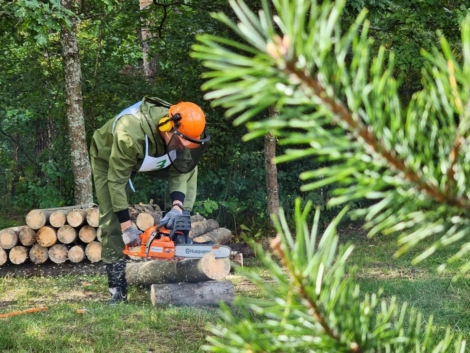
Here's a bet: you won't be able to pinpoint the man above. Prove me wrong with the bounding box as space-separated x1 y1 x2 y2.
89 96 210 304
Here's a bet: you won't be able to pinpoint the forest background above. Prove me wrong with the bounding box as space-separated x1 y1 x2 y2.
0 0 468 234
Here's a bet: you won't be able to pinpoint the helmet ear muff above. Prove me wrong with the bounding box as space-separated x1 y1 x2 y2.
158 117 173 132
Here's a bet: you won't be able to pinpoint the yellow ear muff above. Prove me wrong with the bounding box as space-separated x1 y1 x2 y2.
158 117 173 132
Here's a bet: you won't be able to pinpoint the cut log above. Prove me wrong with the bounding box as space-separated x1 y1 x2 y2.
189 219 219 239
0 248 7 266
78 225 97 243
67 209 89 227
0 228 19 250
85 241 102 262
29 244 49 264
25 204 97 229
68 245 85 263
49 210 69 228
36 226 57 247
191 214 206 223
57 225 77 244
86 208 100 227
150 280 235 306
9 246 28 265
230 252 243 268
126 251 231 287
18 226 36 246
192 227 232 245
136 212 157 231
48 244 68 264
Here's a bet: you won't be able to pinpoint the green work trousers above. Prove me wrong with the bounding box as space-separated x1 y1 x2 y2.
91 158 198 264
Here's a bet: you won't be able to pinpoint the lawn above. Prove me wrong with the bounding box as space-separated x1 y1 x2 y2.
0 224 469 352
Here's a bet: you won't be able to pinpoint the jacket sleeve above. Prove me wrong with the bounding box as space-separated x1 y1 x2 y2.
107 129 139 214
167 165 198 207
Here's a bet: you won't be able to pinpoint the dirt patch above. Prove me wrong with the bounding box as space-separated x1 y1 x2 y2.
0 261 106 278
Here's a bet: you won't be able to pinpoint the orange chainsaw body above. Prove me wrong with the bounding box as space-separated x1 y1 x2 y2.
123 225 180 259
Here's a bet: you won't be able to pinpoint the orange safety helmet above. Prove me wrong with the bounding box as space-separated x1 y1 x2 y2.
169 102 206 139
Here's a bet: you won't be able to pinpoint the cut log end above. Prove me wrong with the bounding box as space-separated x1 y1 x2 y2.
18 227 36 246
68 245 85 263
36 226 57 248
86 208 100 227
85 241 102 263
25 209 47 230
48 244 68 264
78 225 97 243
198 252 231 281
0 248 7 266
57 225 77 244
9 246 28 265
0 229 18 250
29 244 49 264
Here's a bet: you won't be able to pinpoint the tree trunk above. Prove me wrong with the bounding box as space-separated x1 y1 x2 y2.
60 0 93 205
126 252 231 287
265 106 280 225
150 280 235 306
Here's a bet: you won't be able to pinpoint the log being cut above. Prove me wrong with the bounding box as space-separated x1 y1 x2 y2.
150 280 235 306
126 251 231 287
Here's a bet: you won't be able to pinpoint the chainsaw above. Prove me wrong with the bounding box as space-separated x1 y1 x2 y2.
123 210 231 260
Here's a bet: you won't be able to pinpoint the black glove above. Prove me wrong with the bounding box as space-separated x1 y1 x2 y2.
159 208 182 229
122 226 142 247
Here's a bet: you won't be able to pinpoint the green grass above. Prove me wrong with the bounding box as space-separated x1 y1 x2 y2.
0 229 469 352
342 227 470 339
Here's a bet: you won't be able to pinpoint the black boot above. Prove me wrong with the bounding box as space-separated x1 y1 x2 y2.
105 261 128 305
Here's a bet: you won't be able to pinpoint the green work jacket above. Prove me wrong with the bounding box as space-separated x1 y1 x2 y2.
90 97 194 213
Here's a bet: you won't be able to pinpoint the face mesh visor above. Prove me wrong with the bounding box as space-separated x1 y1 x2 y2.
166 130 210 173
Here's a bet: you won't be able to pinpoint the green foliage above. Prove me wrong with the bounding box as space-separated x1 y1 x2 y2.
192 0 470 271
205 201 465 352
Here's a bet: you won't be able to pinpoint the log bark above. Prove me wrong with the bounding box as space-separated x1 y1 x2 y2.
0 248 7 266
18 226 36 246
25 204 96 229
36 226 57 247
191 214 206 223
150 280 235 306
78 225 97 243
48 244 68 264
68 245 85 263
49 210 69 228
29 244 49 264
126 252 231 287
189 220 220 239
9 246 28 265
85 241 102 262
192 227 232 245
67 209 89 227
0 228 19 249
57 225 77 244
86 208 99 227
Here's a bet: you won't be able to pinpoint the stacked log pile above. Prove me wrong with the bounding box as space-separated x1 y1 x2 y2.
0 203 238 268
